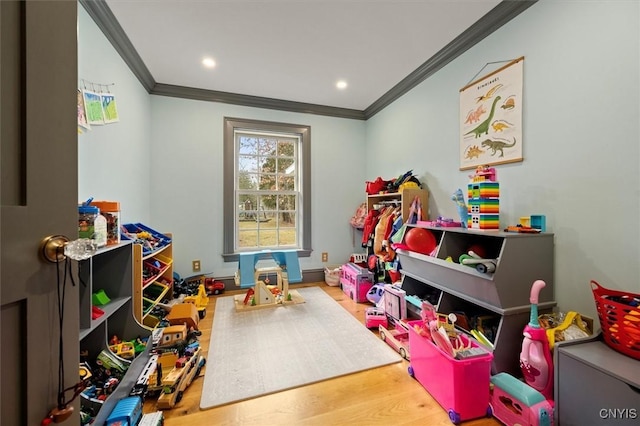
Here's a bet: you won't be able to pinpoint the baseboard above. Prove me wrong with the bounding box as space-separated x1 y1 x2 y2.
216 268 326 290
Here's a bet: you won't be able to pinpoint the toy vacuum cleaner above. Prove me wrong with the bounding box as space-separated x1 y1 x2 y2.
520 280 554 401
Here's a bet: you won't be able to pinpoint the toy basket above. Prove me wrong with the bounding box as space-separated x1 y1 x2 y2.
591 280 640 360
324 265 342 287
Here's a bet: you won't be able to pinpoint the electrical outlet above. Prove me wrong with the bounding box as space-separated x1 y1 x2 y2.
321 252 328 262
192 259 201 272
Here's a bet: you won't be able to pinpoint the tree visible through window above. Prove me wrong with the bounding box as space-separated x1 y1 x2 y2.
237 132 298 248
223 118 311 260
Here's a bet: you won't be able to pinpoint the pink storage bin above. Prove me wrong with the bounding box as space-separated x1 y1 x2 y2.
340 262 374 303
407 320 493 424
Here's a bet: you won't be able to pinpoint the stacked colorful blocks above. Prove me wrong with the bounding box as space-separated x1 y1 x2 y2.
467 181 499 229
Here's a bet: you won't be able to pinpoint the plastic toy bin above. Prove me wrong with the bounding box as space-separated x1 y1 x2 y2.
407 320 493 424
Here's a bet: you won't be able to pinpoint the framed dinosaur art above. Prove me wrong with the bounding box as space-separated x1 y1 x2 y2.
459 56 524 170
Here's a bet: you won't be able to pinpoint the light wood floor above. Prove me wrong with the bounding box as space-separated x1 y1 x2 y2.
144 283 500 425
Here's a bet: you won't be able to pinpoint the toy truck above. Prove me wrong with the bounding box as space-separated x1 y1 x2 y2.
145 351 181 397
157 344 206 409
184 284 209 319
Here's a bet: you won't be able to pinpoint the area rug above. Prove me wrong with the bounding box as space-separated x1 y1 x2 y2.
200 286 401 409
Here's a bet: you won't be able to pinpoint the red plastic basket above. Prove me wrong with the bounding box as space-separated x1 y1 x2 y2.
590 280 640 360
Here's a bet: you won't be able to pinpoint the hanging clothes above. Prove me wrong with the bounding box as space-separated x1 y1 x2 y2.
361 208 381 247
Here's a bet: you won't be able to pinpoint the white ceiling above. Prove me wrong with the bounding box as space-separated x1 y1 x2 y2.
99 0 518 115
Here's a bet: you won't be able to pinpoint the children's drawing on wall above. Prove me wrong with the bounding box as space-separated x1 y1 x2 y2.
82 89 104 125
459 56 523 170
101 92 120 123
77 89 90 132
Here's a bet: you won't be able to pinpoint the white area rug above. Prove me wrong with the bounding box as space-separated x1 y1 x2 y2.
200 286 401 409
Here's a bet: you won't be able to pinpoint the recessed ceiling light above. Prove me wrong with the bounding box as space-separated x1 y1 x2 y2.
336 80 348 90
202 57 216 68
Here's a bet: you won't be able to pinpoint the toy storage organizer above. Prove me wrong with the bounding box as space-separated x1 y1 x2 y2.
407 320 493 424
78 241 152 424
397 225 555 376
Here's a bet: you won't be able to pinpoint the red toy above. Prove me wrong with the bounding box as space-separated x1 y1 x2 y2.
520 280 554 401
403 227 436 255
204 277 225 295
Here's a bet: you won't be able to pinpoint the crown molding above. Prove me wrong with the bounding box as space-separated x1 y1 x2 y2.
364 0 537 119
151 83 366 120
81 0 536 121
79 0 155 92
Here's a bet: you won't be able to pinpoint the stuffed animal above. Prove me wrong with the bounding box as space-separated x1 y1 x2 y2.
451 188 469 228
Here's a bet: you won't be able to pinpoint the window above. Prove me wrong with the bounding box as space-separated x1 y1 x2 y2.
223 118 311 261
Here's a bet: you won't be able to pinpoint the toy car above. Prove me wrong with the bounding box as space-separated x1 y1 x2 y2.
490 372 553 426
204 277 225 295
365 306 388 329
379 320 411 360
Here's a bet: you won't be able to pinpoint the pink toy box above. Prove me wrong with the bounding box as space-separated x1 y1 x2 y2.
340 262 374 303
407 320 493 424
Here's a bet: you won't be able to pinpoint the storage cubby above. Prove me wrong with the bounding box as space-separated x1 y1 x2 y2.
367 187 428 224
397 225 556 376
132 232 173 329
78 241 151 424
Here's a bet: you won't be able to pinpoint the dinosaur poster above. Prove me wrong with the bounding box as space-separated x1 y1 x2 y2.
459 57 523 170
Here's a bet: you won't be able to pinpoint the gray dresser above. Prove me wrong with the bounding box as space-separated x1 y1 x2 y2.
554 333 640 425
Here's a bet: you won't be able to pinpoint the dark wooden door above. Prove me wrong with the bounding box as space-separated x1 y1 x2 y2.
1 1 79 425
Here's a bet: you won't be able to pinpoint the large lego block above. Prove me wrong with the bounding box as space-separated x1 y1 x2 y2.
468 214 500 230
468 181 500 200
468 198 499 214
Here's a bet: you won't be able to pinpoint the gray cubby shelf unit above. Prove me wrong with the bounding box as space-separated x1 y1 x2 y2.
396 224 556 376
78 240 151 424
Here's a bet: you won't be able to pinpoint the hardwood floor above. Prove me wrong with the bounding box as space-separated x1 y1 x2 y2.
144 283 500 425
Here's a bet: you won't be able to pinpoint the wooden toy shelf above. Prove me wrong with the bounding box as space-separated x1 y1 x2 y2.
366 187 428 224
133 234 173 328
396 224 556 376
78 241 152 424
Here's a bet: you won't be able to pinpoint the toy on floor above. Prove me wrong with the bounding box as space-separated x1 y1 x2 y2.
234 264 305 311
139 411 164 426
379 320 411 360
166 302 200 331
490 372 553 426
520 280 554 401
365 306 388 329
130 326 206 408
105 395 142 426
235 249 302 288
366 283 386 305
183 284 209 319
204 277 225 295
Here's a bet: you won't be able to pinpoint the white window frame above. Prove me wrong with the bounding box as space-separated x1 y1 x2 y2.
223 117 311 262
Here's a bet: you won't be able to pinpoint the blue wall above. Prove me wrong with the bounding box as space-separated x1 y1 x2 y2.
78 7 152 224
79 0 640 319
366 0 639 319
149 96 366 278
